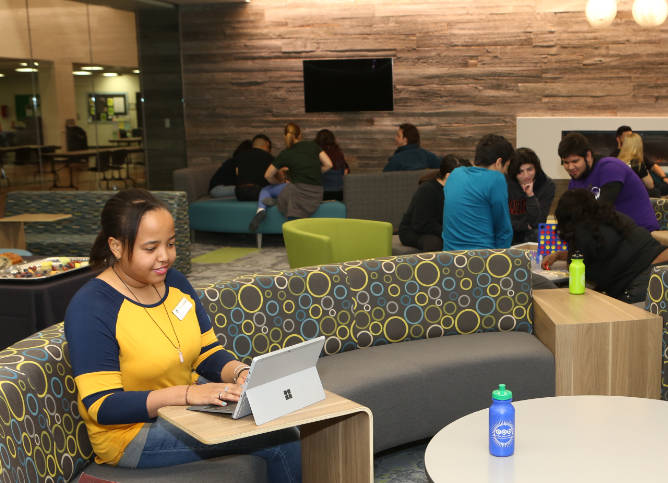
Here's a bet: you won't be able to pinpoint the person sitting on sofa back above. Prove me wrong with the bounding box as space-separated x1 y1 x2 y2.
249 122 333 232
65 188 301 480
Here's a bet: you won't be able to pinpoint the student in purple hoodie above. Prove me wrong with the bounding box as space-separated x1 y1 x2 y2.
558 132 658 232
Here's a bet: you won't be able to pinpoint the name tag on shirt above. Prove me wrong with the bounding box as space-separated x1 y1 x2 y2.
172 297 193 320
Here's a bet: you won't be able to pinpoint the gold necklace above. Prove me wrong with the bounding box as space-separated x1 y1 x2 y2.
112 265 184 363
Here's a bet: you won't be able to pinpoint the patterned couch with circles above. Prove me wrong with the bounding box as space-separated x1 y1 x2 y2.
0 248 555 481
644 265 668 401
197 248 556 453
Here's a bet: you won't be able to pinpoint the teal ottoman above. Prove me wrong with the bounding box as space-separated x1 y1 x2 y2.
188 199 346 247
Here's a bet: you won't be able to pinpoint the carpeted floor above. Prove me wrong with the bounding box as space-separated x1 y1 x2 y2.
187 232 429 482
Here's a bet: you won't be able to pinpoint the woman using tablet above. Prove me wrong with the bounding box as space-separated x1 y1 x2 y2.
65 189 300 480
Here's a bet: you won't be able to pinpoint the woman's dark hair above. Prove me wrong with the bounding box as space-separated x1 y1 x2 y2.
89 189 169 268
315 129 347 171
440 154 461 178
555 189 632 255
507 147 547 189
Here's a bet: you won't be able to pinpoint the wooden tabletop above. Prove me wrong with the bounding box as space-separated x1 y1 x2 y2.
533 287 655 325
0 214 72 223
158 390 371 446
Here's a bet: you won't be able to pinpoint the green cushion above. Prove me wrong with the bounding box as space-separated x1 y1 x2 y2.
282 218 392 268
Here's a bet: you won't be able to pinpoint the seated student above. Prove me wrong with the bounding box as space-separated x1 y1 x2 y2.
208 140 252 198
542 189 668 303
250 123 332 231
507 147 556 244
315 129 350 201
65 189 301 479
399 155 459 252
558 132 659 232
383 123 440 172
233 134 274 201
617 132 660 197
442 134 514 250
612 125 668 194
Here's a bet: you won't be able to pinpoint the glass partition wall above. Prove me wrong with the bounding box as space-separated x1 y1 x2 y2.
0 0 143 193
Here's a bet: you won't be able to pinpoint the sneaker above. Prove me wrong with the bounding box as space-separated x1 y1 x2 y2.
248 209 267 232
262 197 277 207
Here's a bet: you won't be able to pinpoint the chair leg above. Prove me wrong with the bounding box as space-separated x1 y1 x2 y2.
256 233 262 249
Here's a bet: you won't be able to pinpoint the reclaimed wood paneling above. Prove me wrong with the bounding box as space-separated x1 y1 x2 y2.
180 0 668 173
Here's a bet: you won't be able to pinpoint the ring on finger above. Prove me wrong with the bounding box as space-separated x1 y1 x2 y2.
218 392 223 400
224 385 229 393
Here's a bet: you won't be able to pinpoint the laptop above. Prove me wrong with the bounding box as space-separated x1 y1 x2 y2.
187 336 326 425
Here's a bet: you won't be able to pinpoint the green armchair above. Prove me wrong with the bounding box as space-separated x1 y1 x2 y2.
282 217 393 268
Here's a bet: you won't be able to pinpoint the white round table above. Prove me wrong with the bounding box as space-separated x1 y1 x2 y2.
425 396 668 483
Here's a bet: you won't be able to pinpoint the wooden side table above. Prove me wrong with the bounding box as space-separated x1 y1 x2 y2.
0 214 72 249
533 288 662 398
158 390 373 482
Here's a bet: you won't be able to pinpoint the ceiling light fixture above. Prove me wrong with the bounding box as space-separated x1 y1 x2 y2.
15 67 38 73
102 72 118 77
0 74 5 78
632 0 668 26
72 70 92 76
132 69 140 74
585 0 617 27
81 66 104 71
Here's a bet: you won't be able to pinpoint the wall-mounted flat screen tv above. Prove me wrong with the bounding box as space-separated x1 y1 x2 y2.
303 58 394 112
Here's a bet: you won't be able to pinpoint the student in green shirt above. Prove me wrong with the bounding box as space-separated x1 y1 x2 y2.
249 123 333 231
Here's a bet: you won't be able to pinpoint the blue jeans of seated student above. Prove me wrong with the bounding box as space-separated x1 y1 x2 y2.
129 417 301 482
258 183 287 210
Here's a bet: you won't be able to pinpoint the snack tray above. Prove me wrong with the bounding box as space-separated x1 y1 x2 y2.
0 256 90 282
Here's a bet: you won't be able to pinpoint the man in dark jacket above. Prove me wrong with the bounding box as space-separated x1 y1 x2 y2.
398 155 460 251
383 123 440 172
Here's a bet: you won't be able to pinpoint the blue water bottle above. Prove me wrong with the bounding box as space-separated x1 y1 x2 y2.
489 384 515 457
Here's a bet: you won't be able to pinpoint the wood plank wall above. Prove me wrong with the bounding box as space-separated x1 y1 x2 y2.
179 0 668 173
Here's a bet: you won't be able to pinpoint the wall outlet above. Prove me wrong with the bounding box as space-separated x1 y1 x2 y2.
164 118 170 128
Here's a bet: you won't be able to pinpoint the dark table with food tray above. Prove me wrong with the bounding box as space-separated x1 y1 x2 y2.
0 256 102 349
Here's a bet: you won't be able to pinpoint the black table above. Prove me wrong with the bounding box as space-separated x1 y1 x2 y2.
0 265 102 349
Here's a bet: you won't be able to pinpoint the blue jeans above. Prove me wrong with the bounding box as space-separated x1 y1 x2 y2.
129 417 301 482
258 183 287 210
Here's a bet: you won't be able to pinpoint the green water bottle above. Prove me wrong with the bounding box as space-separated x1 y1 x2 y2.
569 251 585 295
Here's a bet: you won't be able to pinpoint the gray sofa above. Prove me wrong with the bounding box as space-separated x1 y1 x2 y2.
343 169 437 230
173 164 435 233
198 248 555 453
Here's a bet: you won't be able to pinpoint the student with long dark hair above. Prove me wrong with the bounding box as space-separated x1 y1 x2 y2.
399 154 460 252
507 147 555 244
65 189 300 479
542 189 668 303
315 129 350 201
